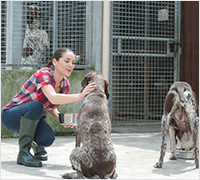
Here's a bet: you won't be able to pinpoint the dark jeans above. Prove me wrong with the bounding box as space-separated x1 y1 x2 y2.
1 101 55 147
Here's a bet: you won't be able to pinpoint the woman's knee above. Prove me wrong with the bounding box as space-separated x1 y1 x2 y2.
1 109 20 134
35 135 55 147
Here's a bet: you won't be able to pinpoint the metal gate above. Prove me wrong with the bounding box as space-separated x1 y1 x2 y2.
110 1 181 124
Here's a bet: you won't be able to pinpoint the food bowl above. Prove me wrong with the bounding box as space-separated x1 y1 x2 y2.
59 113 77 125
176 147 194 160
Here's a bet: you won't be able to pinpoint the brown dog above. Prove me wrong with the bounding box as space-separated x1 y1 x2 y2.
22 4 49 69
62 72 118 179
154 82 199 168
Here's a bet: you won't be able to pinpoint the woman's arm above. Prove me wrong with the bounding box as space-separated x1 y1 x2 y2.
41 82 95 105
47 108 60 122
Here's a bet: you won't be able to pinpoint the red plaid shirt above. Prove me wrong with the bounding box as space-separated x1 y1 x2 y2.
2 67 70 116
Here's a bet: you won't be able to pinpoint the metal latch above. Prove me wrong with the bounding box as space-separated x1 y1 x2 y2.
169 41 182 57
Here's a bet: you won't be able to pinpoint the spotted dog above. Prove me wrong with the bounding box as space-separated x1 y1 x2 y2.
21 4 49 69
62 72 118 179
154 82 199 168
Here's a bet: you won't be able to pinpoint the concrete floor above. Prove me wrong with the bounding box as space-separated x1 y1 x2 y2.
1 125 199 179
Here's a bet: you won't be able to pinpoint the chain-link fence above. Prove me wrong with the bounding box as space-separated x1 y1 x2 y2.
1 1 92 70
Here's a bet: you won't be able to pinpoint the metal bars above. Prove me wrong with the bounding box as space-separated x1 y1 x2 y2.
1 1 92 69
1 1 7 67
113 36 175 57
110 1 181 124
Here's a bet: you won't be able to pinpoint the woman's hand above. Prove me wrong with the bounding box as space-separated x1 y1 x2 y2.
79 82 96 100
47 108 60 122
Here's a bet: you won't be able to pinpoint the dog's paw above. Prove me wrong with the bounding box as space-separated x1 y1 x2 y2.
196 164 199 169
62 172 77 179
153 162 162 168
110 170 118 179
169 154 177 160
62 173 71 179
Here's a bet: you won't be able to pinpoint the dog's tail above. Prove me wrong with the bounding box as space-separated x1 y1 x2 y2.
81 161 112 179
81 155 116 179
94 161 116 179
97 168 107 179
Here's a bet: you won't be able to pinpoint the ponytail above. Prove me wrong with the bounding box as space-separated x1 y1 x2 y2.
46 59 53 68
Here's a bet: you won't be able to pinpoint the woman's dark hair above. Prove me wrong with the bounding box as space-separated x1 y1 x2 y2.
46 48 74 68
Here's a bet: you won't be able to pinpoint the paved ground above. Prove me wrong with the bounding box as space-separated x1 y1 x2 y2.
1 125 199 179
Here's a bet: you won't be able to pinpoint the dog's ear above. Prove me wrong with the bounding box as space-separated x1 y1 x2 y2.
80 72 92 93
104 79 110 100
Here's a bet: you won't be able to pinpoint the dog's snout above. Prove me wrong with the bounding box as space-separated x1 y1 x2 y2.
184 90 191 101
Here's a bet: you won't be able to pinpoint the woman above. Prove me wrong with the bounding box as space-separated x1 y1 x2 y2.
1 48 96 167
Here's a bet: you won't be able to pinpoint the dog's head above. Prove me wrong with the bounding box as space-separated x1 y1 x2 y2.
26 4 49 29
81 72 110 100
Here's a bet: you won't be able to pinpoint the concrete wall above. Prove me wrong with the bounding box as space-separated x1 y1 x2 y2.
1 70 91 137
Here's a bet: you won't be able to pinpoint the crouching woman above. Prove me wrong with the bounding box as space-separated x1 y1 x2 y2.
1 48 95 167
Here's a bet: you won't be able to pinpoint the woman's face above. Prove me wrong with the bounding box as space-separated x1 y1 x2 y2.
53 51 76 77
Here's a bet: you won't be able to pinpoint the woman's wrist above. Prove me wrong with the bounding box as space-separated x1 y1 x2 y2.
77 93 84 101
